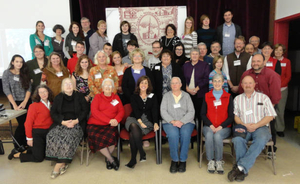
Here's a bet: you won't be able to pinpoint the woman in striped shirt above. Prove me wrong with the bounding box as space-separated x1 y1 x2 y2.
181 16 197 58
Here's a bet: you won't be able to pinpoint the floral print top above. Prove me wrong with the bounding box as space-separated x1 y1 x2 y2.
72 72 90 96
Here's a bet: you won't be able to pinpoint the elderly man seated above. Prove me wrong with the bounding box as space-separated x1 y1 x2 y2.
227 75 277 182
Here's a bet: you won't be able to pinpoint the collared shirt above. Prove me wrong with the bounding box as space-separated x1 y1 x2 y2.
172 92 182 104
41 99 51 110
222 23 236 56
234 91 277 124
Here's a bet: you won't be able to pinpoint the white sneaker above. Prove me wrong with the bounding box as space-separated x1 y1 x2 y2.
207 160 215 173
215 161 225 174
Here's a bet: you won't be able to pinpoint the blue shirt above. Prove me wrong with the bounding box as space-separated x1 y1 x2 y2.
222 23 236 56
203 56 214 72
213 89 223 101
131 67 146 86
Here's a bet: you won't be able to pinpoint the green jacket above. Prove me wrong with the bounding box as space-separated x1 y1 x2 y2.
29 33 53 58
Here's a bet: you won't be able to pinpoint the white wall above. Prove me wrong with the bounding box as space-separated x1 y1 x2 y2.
276 0 300 20
0 0 71 77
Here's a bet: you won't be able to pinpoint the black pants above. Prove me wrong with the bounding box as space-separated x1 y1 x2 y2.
20 129 48 162
10 100 31 149
190 95 203 123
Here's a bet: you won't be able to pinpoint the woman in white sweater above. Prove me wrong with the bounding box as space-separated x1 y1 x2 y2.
181 16 198 58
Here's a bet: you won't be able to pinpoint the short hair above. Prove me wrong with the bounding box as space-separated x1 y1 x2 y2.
127 40 139 48
159 49 174 61
212 55 224 69
234 36 246 45
223 9 233 16
130 48 146 63
94 50 110 65
52 24 65 34
120 20 131 33
212 73 224 82
261 42 273 50
245 43 255 49
76 41 85 47
61 78 73 93
31 84 54 103
134 76 153 95
197 42 207 49
210 41 221 48
152 40 162 48
102 78 115 89
249 36 260 43
274 43 286 54
200 14 209 26
190 48 200 55
74 55 92 76
171 77 182 84
184 16 195 34
103 43 112 48
80 17 90 22
165 24 177 36
111 51 122 65
69 21 84 39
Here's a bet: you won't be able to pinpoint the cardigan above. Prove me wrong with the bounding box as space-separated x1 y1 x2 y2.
25 102 53 139
201 89 233 128
265 57 281 75
130 93 159 124
29 34 53 58
51 37 65 59
122 66 155 104
26 57 48 92
88 31 109 62
112 32 138 57
152 62 186 104
50 91 89 131
276 57 291 88
88 92 124 126
160 90 195 125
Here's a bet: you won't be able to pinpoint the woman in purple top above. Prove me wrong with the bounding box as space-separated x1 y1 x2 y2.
183 48 210 122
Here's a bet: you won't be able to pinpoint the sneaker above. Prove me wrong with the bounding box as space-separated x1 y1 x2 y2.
227 164 244 182
215 161 225 174
207 160 215 173
235 172 248 182
267 152 276 160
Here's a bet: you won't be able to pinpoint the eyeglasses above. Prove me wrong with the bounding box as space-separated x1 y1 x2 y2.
152 47 160 49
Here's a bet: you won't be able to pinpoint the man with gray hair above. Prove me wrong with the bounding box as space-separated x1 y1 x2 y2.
198 42 213 72
208 41 222 59
249 36 261 55
81 17 95 55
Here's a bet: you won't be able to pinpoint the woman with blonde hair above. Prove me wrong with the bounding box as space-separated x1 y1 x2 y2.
181 16 197 58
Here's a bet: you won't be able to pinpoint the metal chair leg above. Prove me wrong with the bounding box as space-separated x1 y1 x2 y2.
155 131 159 164
271 145 276 175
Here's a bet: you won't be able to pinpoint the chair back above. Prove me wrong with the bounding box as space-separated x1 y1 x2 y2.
121 104 132 125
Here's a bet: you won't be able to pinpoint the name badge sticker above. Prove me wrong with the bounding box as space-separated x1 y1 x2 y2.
117 71 123 76
225 33 230 37
266 62 273 67
245 109 253 116
33 68 42 74
71 40 77 46
148 93 154 98
95 73 102 79
44 40 49 46
13 76 19 81
134 70 140 74
111 99 119 106
174 103 181 108
214 100 222 106
155 66 160 70
234 60 241 66
56 72 63 77
281 63 286 67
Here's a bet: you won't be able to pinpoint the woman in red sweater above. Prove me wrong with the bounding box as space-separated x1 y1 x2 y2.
8 84 53 162
87 78 124 170
274 44 292 137
201 74 233 174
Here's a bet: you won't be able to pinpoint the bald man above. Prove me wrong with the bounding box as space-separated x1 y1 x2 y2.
228 75 277 182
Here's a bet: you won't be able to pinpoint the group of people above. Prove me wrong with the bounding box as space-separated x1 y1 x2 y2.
2 8 291 182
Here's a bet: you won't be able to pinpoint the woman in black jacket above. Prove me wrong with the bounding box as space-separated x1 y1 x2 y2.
124 76 159 168
45 78 89 179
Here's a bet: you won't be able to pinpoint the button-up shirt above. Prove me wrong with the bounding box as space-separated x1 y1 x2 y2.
222 23 236 56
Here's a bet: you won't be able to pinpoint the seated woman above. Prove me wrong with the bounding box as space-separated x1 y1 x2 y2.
200 74 233 174
46 78 89 179
87 78 124 170
8 85 53 162
208 56 229 92
160 77 195 173
125 76 159 168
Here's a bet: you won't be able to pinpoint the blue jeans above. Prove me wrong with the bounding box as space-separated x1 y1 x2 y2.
203 126 231 161
232 126 271 174
163 123 195 162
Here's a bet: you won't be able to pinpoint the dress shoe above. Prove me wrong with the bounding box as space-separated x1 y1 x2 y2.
111 156 119 171
277 132 284 137
169 161 178 173
8 148 19 160
177 162 186 173
235 172 248 182
125 160 136 169
105 158 113 170
228 164 244 182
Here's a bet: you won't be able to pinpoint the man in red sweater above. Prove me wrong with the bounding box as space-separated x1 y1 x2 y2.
67 41 85 74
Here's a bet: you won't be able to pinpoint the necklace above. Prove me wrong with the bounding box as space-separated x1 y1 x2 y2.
165 37 174 47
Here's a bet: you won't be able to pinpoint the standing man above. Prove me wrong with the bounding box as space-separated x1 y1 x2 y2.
216 9 242 56
145 41 163 70
249 36 261 55
223 36 251 97
228 75 277 182
198 42 213 72
208 41 222 58
81 17 95 55
113 21 138 58
67 41 85 74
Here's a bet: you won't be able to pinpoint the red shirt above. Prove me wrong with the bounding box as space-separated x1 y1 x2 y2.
88 92 124 126
67 53 79 74
265 57 278 71
276 57 291 87
25 102 53 139
238 67 281 104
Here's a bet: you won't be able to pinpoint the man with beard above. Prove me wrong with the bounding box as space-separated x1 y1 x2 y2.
249 36 261 55
198 42 213 72
238 54 281 157
145 41 163 70
208 41 222 58
222 36 252 97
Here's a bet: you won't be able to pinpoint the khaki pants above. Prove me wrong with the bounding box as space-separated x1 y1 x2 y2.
275 88 288 132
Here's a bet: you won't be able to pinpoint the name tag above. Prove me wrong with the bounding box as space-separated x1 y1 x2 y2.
56 72 63 77
95 73 102 79
13 76 19 81
117 71 123 76
148 93 154 98
71 40 77 46
266 62 273 67
33 68 42 74
214 100 222 106
225 33 230 37
257 102 263 105
44 40 49 46
234 60 241 66
134 69 140 74
111 99 119 106
245 109 253 116
35 38 40 45
174 103 181 108
281 63 286 67
155 66 160 70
